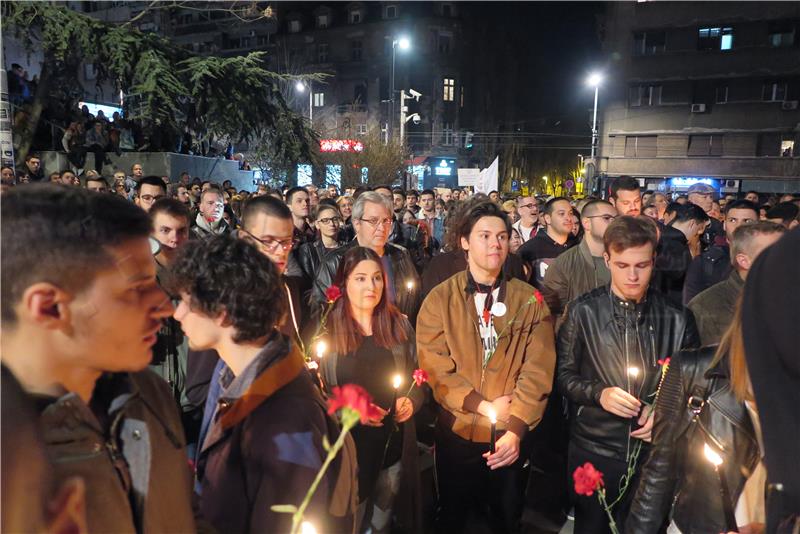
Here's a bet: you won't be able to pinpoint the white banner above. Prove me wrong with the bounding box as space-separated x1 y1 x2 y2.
475 156 499 194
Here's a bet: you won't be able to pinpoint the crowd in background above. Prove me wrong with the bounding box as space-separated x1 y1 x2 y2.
2 158 799 534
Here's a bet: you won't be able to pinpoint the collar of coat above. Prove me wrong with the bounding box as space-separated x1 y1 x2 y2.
217 341 307 431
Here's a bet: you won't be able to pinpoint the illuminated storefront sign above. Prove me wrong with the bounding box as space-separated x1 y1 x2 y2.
670 177 717 188
320 139 364 152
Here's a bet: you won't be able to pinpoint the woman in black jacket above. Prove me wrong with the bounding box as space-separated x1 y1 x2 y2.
320 246 423 533
625 302 764 534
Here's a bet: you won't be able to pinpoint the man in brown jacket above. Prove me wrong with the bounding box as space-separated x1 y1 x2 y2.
417 200 556 532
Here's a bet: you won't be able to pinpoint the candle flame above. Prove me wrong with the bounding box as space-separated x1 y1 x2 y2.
315 340 327 359
488 408 497 424
406 280 414 291
627 366 640 378
300 521 317 534
392 374 402 389
703 443 723 466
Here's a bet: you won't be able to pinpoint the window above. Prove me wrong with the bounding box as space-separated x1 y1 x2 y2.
715 85 729 104
313 93 325 107
443 78 455 102
351 40 363 61
688 135 723 157
629 84 661 107
438 33 452 54
623 136 657 157
442 3 453 17
316 14 329 28
257 34 270 46
762 81 788 102
757 134 781 157
317 43 329 63
350 10 362 23
240 37 251 48
385 5 397 19
177 13 192 25
288 20 301 33
443 123 454 146
781 138 795 157
698 26 734 50
356 123 368 135
768 21 795 47
632 31 666 55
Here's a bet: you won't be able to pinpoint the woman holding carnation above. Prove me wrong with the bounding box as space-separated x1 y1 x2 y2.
320 246 423 533
625 302 765 534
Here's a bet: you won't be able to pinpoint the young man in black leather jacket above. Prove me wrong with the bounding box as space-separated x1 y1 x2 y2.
557 216 700 534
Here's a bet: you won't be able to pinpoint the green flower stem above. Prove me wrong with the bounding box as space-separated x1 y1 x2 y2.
597 488 620 534
290 409 358 534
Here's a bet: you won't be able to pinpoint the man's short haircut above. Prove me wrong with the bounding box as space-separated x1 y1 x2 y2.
609 176 641 199
543 196 570 216
60 169 75 177
406 190 419 199
241 195 292 228
285 186 308 204
455 199 512 244
724 199 758 215
200 186 223 203
169 236 285 343
603 215 658 255
86 175 109 188
671 203 710 225
730 221 785 262
766 202 800 224
392 188 406 199
580 199 614 218
420 189 436 199
131 163 142 170
1 185 151 324
25 153 40 162
135 175 167 193
352 191 393 221
149 197 190 224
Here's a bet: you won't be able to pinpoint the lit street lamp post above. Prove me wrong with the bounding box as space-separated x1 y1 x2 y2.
586 72 603 160
389 36 411 143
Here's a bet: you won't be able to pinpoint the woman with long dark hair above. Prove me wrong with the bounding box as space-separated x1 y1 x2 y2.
626 300 765 533
320 246 422 533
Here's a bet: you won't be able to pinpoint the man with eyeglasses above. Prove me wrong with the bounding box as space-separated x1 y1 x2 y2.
185 196 308 460
191 185 230 238
313 191 421 318
513 196 540 243
134 175 167 213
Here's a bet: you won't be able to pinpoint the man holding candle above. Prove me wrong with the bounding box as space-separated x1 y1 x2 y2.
557 216 700 534
417 200 556 532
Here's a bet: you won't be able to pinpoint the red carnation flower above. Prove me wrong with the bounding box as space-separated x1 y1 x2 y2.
325 285 343 303
573 462 604 497
327 384 382 424
412 369 429 387
657 357 671 367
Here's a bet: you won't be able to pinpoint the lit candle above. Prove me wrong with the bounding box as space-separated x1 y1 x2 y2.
488 408 497 453
388 374 402 418
703 443 738 532
300 521 317 534
315 339 326 359
406 280 414 292
627 366 640 396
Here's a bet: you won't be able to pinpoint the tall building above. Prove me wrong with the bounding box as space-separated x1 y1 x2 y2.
597 2 800 194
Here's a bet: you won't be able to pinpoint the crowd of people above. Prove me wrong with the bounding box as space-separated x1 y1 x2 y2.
2 163 799 534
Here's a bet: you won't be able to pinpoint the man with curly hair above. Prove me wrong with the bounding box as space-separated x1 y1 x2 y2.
171 236 356 533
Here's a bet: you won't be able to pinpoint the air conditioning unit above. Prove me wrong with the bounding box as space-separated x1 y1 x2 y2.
781 100 798 110
721 179 740 193
690 103 707 113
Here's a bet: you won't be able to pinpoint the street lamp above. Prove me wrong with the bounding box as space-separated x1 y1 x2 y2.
295 80 313 123
389 35 411 143
586 72 603 160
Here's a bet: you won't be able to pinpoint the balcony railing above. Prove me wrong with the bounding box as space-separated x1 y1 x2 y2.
336 103 368 113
